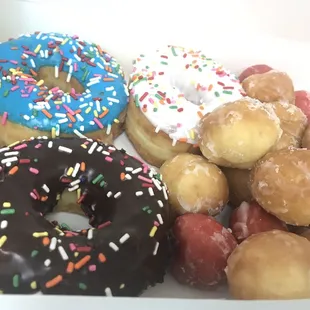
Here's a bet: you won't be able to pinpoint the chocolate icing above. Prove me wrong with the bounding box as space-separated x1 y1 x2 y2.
0 137 171 296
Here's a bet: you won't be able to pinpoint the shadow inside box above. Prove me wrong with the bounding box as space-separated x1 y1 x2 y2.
141 273 229 299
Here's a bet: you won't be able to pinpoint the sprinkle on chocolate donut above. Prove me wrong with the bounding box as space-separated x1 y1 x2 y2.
0 137 170 296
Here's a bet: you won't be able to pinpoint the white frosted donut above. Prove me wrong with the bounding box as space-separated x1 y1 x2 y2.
129 46 245 145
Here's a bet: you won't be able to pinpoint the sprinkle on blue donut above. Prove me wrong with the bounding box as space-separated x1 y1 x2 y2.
0 32 129 136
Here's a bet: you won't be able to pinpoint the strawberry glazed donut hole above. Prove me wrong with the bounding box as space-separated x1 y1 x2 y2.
238 64 273 83
295 90 310 123
229 201 288 243
126 46 244 167
172 214 237 290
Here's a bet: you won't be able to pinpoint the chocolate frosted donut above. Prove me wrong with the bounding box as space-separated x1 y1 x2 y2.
0 137 170 296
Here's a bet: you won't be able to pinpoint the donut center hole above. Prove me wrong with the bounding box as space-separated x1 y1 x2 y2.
45 189 91 231
171 71 208 105
37 66 85 94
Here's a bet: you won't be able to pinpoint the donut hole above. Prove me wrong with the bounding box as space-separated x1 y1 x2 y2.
31 160 117 233
45 189 91 231
45 211 90 231
171 71 210 106
36 66 85 94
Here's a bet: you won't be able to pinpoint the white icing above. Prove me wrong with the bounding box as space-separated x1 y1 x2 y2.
129 46 244 144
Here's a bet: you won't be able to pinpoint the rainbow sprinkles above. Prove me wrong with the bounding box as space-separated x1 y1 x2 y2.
129 45 244 146
0 137 170 295
0 32 129 137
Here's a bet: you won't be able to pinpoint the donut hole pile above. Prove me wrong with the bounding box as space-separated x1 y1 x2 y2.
149 63 310 300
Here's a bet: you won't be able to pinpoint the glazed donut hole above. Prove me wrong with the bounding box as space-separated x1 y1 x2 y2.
300 230 310 241
160 153 229 217
270 101 307 150
302 124 310 149
226 230 310 300
221 167 252 207
250 148 310 226
242 70 295 104
198 97 282 169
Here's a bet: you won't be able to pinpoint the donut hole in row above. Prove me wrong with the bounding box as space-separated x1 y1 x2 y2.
36 66 85 94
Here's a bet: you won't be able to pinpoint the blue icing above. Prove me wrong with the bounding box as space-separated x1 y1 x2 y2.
0 32 129 135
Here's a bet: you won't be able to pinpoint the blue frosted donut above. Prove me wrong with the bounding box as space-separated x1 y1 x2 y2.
0 32 129 143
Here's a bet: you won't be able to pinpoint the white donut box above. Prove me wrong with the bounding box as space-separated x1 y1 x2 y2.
1 0 310 309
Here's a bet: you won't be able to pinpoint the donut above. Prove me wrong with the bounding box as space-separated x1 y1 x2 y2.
226 230 310 300
238 64 272 83
302 124 310 149
0 137 170 295
300 230 310 241
271 101 307 150
229 201 288 243
198 97 282 169
250 148 310 226
287 224 310 235
242 71 295 104
160 153 229 217
295 90 310 123
0 32 129 146
172 214 237 289
221 167 252 207
126 46 244 167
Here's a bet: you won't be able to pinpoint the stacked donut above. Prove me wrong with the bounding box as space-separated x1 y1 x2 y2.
127 51 310 300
